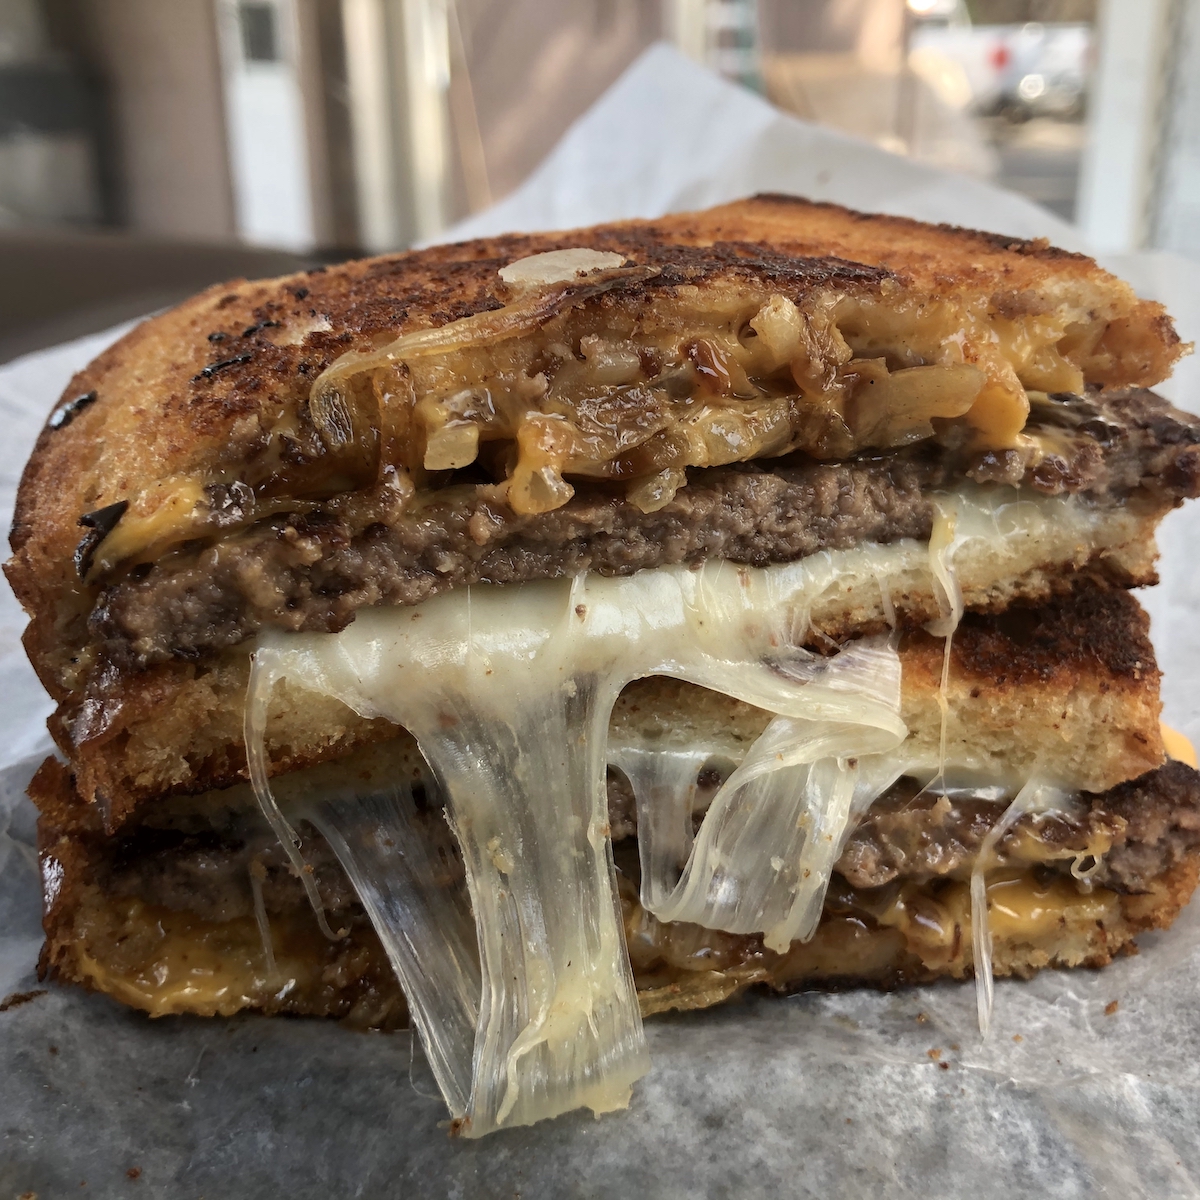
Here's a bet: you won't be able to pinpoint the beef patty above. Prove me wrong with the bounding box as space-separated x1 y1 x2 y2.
87 760 1200 928
87 388 1200 671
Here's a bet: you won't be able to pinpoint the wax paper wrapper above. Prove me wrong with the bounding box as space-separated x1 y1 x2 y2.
3 44 1200 1199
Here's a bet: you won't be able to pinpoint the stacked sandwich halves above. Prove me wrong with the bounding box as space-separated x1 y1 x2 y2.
9 197 1200 1134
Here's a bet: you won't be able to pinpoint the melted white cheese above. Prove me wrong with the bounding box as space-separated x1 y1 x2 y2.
608 745 730 914
248 863 275 973
927 497 966 782
301 780 483 1116
247 560 914 1134
638 635 907 953
243 483 1122 1132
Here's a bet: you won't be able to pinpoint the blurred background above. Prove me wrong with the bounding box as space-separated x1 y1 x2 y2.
0 0 1196 362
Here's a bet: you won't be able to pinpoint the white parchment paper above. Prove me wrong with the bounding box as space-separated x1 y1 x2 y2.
2 45 1199 1199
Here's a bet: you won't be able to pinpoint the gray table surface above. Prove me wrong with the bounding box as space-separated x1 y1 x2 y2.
5 743 1200 1199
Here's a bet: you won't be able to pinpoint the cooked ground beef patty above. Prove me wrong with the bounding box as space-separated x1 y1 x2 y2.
840 760 1200 893
89 760 1200 929
88 388 1200 670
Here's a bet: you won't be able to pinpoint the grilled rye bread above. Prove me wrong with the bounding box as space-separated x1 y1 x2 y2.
7 197 1200 1136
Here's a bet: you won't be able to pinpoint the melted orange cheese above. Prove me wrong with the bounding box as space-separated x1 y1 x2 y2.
72 898 322 1017
1162 723 1198 769
68 894 401 1026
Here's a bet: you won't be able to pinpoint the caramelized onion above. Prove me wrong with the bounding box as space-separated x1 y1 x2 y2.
499 248 628 289
82 276 1089 573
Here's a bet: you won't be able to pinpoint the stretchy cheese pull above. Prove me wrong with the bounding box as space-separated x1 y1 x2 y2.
243 484 1122 1132
246 561 911 1133
970 779 1074 1036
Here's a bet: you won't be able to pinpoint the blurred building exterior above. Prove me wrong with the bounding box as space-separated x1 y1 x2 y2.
0 0 104 228
1156 0 1200 257
1078 0 1200 257
4 0 1197 252
0 0 1194 352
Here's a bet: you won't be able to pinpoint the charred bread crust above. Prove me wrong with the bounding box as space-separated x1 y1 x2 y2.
905 582 1160 690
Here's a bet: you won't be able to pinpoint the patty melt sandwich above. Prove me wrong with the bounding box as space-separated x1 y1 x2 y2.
9 196 1200 1135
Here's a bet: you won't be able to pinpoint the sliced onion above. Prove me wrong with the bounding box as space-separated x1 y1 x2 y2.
499 248 628 288
310 265 656 409
641 636 908 951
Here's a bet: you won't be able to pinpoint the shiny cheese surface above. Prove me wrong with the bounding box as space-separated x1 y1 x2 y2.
247 561 911 1133
243 484 1121 1133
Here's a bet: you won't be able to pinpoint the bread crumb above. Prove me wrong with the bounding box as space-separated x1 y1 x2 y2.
927 1048 942 1061
126 1167 141 1180
1012 1034 1023 1042
1105 1000 1119 1016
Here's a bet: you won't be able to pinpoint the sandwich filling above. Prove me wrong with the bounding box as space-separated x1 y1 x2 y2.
81 383 1200 676
45 754 1200 1025
234 489 1159 1134
78 251 1111 579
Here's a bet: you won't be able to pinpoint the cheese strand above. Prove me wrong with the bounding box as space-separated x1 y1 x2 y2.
243 484 1115 1131
971 779 1072 1036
